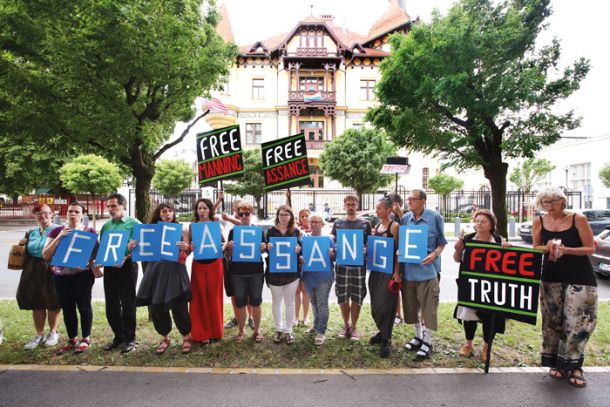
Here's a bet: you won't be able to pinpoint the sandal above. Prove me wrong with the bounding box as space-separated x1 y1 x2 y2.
458 343 473 357
568 368 587 388
181 335 192 354
73 338 90 354
273 331 283 344
56 338 77 355
415 341 432 359
548 368 564 380
234 333 245 343
285 333 295 345
253 332 263 343
155 337 171 355
404 337 423 352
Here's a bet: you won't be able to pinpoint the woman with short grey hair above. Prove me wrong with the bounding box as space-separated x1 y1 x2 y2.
531 187 597 388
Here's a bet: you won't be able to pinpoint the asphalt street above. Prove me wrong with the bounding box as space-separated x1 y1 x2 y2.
2 225 610 302
0 368 608 407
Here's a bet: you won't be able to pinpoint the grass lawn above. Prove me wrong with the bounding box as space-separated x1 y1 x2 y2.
0 300 607 369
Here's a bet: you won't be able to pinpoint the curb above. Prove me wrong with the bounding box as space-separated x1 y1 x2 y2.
2 364 610 375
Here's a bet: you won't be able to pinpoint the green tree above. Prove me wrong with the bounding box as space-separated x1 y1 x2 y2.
599 163 610 188
223 149 265 218
59 154 122 227
367 0 589 236
509 157 555 193
153 159 194 197
0 0 237 221
319 127 396 208
428 173 464 215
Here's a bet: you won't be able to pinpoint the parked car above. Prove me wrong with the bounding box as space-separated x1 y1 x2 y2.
518 209 610 243
519 222 533 243
172 199 191 213
589 226 610 279
356 210 380 229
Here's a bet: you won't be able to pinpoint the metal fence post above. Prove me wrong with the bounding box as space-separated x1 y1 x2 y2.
508 216 516 238
454 216 461 237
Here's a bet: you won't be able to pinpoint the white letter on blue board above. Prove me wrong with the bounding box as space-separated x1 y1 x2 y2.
402 228 422 260
372 239 387 269
160 224 177 257
198 225 218 255
239 229 256 260
63 233 91 263
307 240 327 268
104 233 124 263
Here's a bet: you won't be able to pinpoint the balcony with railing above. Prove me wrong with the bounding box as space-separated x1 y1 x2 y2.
295 47 329 57
305 140 327 150
288 90 336 103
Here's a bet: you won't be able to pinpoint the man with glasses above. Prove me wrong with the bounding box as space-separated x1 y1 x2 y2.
331 194 372 340
97 193 140 353
400 189 447 359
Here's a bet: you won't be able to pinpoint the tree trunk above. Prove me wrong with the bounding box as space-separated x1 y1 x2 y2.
484 162 509 238
91 192 97 229
357 190 363 211
134 171 153 222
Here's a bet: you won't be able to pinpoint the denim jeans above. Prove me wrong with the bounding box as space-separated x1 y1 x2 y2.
308 279 333 335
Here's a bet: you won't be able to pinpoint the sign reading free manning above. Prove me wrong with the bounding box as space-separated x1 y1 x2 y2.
196 125 245 186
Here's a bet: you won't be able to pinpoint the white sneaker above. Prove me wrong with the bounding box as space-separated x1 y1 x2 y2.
45 331 60 347
24 335 45 350
314 334 326 346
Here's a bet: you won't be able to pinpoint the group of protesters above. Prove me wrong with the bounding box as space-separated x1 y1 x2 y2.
14 186 597 388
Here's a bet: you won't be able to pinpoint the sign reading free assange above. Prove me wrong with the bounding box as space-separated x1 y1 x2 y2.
261 133 310 191
196 125 245 186
457 242 543 325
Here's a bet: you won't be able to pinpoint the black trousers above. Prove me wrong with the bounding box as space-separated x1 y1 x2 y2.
103 261 138 342
463 320 491 343
54 271 94 339
151 302 191 337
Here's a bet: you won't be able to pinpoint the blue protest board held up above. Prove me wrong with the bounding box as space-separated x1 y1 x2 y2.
269 237 297 273
191 222 223 261
232 226 262 263
132 224 161 262
398 225 429 263
51 229 98 269
336 229 364 266
95 230 129 267
302 236 332 273
367 235 394 274
159 222 183 262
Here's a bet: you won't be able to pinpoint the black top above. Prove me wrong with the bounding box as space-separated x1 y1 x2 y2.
540 215 596 286
331 218 373 238
265 226 301 286
227 228 265 276
373 220 398 249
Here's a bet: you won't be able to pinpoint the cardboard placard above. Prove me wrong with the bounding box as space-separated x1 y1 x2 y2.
457 242 543 325
50 230 98 269
191 222 223 260
95 230 129 267
196 125 245 185
367 236 394 274
261 134 310 191
268 237 298 273
132 224 161 262
301 236 332 273
336 229 364 266
232 226 263 263
398 225 429 263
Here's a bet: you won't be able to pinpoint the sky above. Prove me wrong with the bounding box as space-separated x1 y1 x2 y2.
222 0 610 140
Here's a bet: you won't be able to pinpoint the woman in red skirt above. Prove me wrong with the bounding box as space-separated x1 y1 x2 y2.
188 198 225 344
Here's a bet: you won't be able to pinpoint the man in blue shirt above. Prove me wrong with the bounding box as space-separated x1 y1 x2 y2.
400 189 447 359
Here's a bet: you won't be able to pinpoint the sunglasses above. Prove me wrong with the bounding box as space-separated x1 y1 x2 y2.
238 211 251 217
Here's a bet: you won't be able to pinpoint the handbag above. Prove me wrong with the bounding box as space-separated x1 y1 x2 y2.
8 230 30 270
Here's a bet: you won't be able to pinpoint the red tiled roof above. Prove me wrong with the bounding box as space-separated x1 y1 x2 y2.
366 0 411 42
217 2 234 42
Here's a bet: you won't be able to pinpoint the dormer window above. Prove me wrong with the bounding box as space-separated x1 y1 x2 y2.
299 31 324 48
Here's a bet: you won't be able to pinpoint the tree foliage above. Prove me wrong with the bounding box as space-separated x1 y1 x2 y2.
0 0 237 221
223 149 265 218
367 0 589 235
599 163 610 189
153 159 194 197
428 173 464 196
319 127 396 207
59 154 122 196
509 157 555 193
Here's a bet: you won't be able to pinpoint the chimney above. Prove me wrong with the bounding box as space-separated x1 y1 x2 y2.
319 14 334 22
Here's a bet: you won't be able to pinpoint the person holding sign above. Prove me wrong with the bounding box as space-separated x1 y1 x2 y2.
532 187 597 388
368 198 401 358
188 198 225 344
301 214 335 346
331 195 372 341
265 205 302 344
97 193 141 354
134 203 193 355
294 208 312 327
225 202 266 343
16 204 61 350
399 189 447 359
42 202 98 354
452 209 507 362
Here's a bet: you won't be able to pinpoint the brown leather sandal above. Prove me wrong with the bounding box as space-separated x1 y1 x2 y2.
253 332 263 343
568 368 586 388
181 335 192 354
155 337 171 355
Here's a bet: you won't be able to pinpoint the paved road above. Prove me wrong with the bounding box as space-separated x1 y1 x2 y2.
0 368 608 407
2 226 610 301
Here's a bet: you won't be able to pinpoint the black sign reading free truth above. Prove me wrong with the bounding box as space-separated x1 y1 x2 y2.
261 134 310 192
457 242 543 325
196 125 245 186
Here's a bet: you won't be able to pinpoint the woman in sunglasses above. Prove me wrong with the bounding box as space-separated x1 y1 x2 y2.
532 187 597 388
225 203 266 343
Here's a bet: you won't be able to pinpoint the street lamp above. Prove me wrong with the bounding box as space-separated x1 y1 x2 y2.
564 165 569 190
